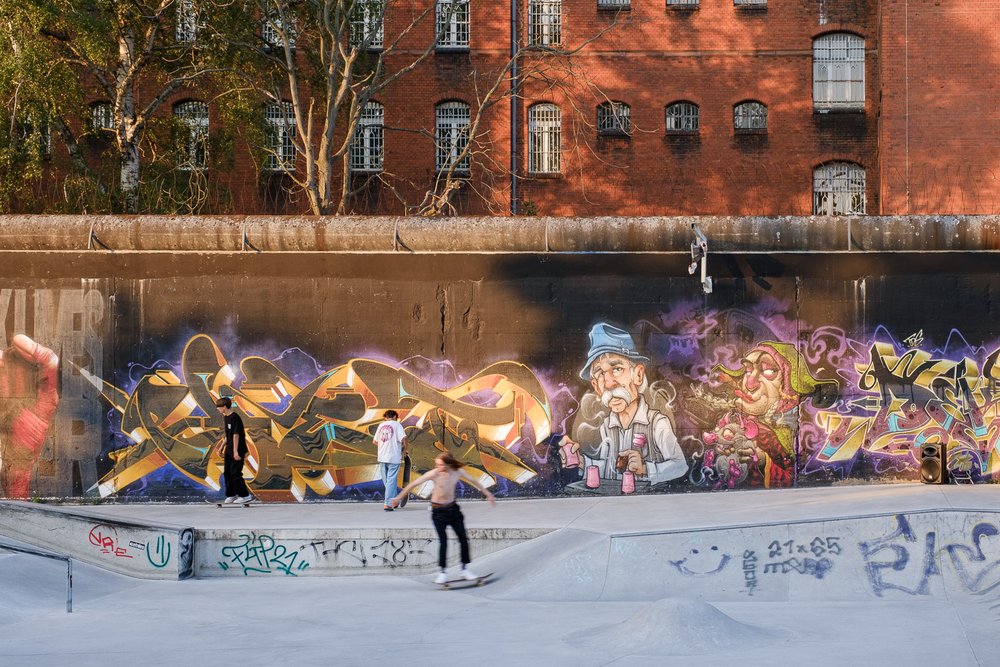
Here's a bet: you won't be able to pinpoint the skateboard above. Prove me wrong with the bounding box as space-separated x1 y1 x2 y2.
437 572 495 590
399 455 412 508
205 499 255 508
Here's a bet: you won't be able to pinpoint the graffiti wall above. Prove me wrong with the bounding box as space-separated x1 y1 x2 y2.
1 265 998 501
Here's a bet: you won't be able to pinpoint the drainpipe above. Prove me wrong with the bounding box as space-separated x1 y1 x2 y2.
510 0 519 215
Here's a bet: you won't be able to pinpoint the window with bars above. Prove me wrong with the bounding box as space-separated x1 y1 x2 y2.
436 0 470 49
734 101 767 132
17 116 51 159
264 102 296 172
262 12 297 50
350 101 384 172
528 103 561 174
176 0 201 43
734 0 766 8
813 33 865 111
350 0 385 49
665 102 699 133
91 102 113 133
813 162 866 215
435 101 471 173
597 101 631 136
528 0 561 47
666 0 699 7
597 0 630 9
174 101 209 171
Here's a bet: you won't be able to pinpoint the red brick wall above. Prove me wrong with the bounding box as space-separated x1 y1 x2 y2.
878 0 1000 214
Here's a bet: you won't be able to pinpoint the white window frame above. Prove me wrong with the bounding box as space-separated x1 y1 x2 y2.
435 101 471 173
174 101 209 171
597 0 630 9
350 0 385 50
264 102 296 172
813 162 866 215
176 0 201 43
813 33 865 111
528 103 561 174
597 101 631 136
734 0 766 8
262 12 297 50
528 0 561 48
91 102 114 133
436 0 470 49
665 102 699 133
350 101 384 173
734 101 767 132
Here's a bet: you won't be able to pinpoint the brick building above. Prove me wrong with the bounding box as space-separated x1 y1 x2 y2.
38 1 1000 215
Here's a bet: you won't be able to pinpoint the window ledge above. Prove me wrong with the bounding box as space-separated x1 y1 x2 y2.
814 105 865 114
666 4 700 11
527 172 563 179
734 128 767 135
598 130 632 138
597 4 631 11
665 130 700 136
435 46 471 54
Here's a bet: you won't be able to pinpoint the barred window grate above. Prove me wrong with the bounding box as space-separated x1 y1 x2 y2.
666 102 699 132
734 0 766 7
813 33 865 110
174 101 209 171
597 101 631 136
176 0 201 43
262 13 297 50
597 0 630 8
813 162 866 215
666 0 699 7
528 103 561 173
350 102 384 172
351 0 385 49
265 102 296 172
91 102 113 132
734 101 767 132
528 0 561 47
436 0 470 49
436 101 471 173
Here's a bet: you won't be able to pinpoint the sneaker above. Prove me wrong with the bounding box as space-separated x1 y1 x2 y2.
223 496 238 504
238 496 254 504
434 571 449 585
383 505 394 512
461 568 480 581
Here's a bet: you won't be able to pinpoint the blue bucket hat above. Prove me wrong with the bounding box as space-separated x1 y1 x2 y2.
579 323 649 380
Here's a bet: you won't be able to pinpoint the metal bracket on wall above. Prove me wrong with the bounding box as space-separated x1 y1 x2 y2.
689 223 713 294
86 220 110 251
241 223 260 252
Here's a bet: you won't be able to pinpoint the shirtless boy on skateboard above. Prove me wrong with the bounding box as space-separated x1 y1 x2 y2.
390 451 496 584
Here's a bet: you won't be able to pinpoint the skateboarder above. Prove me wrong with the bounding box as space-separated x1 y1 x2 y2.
215 397 254 504
373 409 408 511
390 451 496 584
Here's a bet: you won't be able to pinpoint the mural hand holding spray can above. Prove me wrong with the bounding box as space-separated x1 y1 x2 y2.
0 335 59 498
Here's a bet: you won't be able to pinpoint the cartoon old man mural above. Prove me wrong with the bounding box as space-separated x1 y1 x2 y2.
559 324 688 490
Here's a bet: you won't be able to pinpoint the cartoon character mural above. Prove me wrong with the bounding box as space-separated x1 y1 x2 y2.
84 334 553 502
558 324 688 493
0 335 59 498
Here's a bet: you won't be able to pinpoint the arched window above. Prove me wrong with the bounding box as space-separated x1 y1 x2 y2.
734 101 767 132
813 33 865 111
597 101 631 136
813 162 866 215
665 102 699 133
350 101 384 172
264 102 296 172
174 101 209 171
91 101 113 132
528 0 561 47
528 103 561 173
436 0 470 49
350 0 385 49
435 101 471 173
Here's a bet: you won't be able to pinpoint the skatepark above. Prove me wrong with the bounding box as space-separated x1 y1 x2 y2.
2 483 999 665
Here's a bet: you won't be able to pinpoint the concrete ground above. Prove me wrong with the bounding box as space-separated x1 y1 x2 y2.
2 484 999 666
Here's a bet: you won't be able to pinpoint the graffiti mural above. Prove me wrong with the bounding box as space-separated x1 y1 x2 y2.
85 334 552 502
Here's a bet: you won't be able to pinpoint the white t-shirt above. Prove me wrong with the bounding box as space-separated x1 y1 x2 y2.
374 420 407 464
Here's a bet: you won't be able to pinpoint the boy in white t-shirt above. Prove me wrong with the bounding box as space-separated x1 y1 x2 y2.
373 409 408 511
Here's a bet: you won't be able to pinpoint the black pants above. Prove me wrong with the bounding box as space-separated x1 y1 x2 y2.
223 456 250 497
431 503 470 569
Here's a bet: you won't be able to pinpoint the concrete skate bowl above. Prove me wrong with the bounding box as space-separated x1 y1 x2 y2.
473 509 1000 604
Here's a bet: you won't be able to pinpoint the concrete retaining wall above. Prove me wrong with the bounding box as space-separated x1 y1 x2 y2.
0 501 194 580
